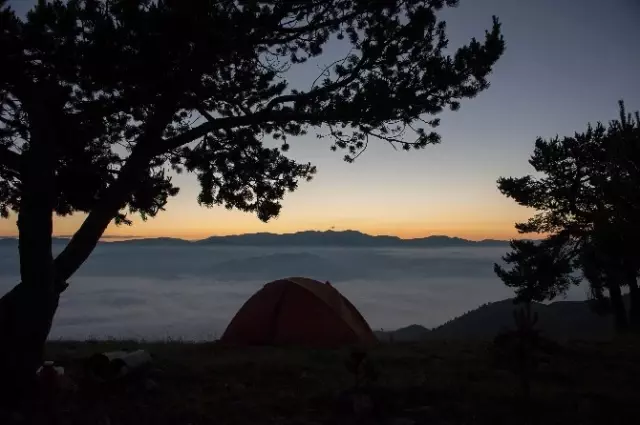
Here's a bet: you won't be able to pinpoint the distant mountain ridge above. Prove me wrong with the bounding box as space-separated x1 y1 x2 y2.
0 230 511 248
195 230 509 247
0 236 72 246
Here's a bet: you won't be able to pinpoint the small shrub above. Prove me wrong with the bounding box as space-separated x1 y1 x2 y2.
493 303 542 403
344 349 378 391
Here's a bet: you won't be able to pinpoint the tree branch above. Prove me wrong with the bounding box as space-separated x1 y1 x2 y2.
155 50 370 157
53 103 178 289
264 54 368 111
260 8 359 45
195 105 216 122
156 108 347 155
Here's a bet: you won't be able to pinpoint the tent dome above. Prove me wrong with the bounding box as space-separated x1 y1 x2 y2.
220 277 377 347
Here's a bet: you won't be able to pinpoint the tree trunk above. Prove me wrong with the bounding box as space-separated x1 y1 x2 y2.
53 104 174 285
53 150 153 283
608 280 628 332
0 284 59 404
0 148 148 406
0 101 57 405
0 103 172 407
626 273 640 331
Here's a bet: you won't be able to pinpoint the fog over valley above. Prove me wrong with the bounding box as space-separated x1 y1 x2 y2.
0 242 589 340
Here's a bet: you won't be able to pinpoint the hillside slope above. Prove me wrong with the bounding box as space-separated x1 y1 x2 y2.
378 296 621 342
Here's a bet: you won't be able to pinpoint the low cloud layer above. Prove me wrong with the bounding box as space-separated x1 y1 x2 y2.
0 245 588 340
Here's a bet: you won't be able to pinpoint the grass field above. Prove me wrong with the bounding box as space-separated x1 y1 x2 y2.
10 338 640 424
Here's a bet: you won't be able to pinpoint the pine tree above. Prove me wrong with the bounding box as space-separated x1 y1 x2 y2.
497 101 640 331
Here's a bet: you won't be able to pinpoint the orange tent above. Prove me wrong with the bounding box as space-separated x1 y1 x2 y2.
220 277 377 347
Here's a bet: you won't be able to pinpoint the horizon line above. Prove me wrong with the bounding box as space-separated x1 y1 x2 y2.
0 228 534 242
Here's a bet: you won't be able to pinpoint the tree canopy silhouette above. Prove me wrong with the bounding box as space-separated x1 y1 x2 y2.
497 101 640 331
0 0 504 396
494 239 579 305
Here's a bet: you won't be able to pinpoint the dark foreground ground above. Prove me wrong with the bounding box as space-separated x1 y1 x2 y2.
10 338 640 424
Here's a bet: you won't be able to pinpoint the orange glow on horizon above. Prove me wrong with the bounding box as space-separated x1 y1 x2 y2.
0 197 536 242
0 211 533 241
0 223 529 241
28 222 529 241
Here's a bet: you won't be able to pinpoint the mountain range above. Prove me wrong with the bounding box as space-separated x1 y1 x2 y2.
0 230 511 248
375 295 621 342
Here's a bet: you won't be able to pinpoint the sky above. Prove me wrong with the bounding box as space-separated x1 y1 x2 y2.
2 0 640 240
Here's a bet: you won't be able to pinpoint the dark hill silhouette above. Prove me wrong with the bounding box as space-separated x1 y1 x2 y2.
196 230 397 246
377 296 623 342
0 230 512 248
375 324 431 342
0 237 71 246
195 230 510 247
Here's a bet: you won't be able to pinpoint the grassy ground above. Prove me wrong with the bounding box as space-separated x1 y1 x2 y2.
12 338 640 424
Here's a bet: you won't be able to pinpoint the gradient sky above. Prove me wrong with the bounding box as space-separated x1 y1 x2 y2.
2 0 640 240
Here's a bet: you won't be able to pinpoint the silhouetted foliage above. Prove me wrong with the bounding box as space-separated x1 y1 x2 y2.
497 101 640 331
493 238 577 406
1 0 505 224
0 0 505 397
494 239 579 304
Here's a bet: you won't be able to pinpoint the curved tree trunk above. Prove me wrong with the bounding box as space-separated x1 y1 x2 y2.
53 151 152 284
0 103 173 408
52 104 174 284
0 102 57 406
0 150 150 399
0 153 146 406
0 157 143 406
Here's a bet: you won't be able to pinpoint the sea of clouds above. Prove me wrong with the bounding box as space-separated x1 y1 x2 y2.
0 244 589 340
